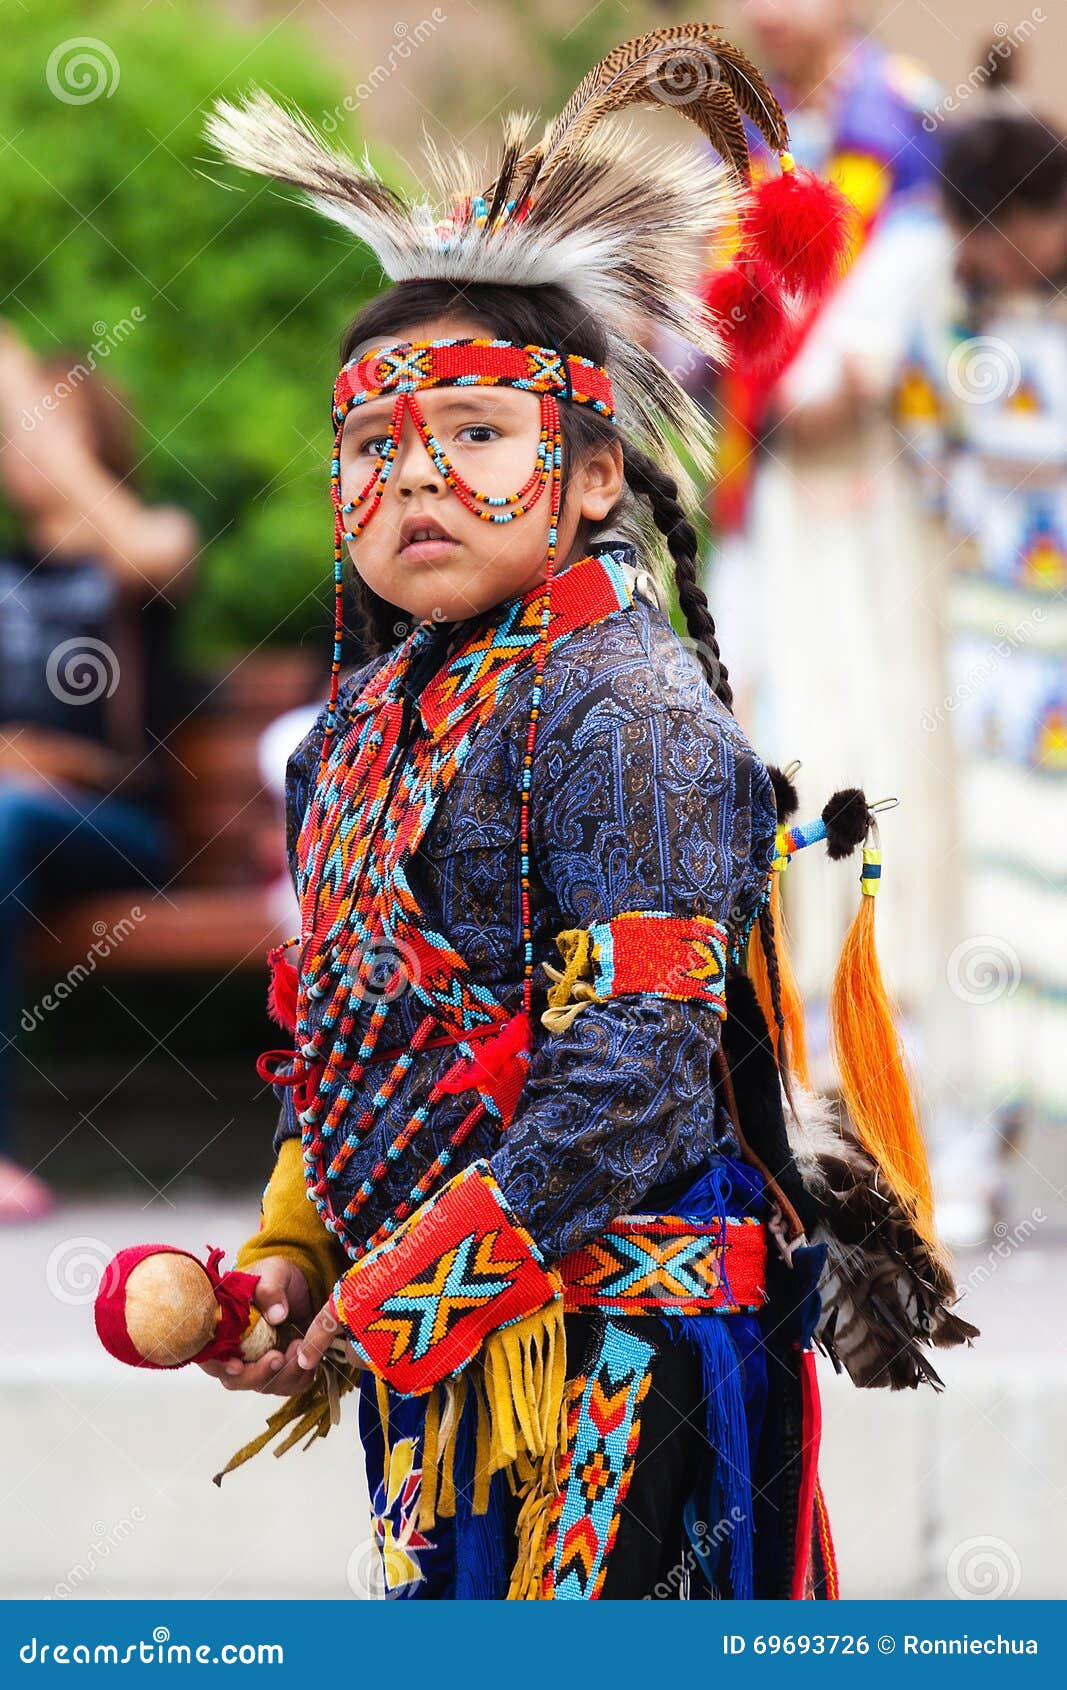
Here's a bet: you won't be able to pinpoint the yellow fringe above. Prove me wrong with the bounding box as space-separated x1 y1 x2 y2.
507 1380 574 1599
540 929 604 1034
375 1374 392 1474
482 1290 566 1479
211 1347 362 1486
418 1383 441 1532
413 1290 567 1532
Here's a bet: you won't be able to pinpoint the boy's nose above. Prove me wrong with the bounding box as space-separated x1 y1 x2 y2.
391 399 447 493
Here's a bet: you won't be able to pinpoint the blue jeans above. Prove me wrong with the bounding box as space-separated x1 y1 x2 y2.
0 778 170 1156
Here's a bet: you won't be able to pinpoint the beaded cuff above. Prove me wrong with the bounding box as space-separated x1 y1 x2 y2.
330 1159 561 1396
543 910 728 1032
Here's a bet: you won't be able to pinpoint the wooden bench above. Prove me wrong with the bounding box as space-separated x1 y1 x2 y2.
27 652 320 977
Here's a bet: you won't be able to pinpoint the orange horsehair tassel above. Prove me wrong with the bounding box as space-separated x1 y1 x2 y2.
828 821 940 1254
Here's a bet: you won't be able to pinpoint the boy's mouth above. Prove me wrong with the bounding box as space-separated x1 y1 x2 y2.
398 514 457 562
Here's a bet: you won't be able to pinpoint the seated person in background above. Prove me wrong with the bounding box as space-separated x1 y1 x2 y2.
0 319 200 1222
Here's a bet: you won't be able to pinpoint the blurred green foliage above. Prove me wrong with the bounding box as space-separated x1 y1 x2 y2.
0 0 386 657
2 0 704 656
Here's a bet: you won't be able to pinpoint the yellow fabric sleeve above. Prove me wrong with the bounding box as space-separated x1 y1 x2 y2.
234 1136 347 1311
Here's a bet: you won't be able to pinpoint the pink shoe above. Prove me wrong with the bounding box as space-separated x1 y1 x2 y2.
0 1154 57 1222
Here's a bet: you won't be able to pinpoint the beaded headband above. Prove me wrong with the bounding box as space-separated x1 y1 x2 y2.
333 336 616 428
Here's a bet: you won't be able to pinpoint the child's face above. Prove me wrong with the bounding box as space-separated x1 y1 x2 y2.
337 314 622 624
951 208 1067 297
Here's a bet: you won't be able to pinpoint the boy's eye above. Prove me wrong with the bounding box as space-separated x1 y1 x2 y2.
457 424 499 444
359 433 393 458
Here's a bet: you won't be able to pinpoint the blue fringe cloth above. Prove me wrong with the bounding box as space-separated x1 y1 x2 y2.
653 1152 771 1599
452 1381 509 1600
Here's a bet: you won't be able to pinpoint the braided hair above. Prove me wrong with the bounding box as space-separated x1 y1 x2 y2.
620 439 732 712
336 279 733 711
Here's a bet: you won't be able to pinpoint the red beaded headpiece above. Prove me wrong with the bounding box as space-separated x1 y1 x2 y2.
333 337 615 426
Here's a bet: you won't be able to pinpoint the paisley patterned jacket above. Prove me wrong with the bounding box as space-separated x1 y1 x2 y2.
271 539 777 1264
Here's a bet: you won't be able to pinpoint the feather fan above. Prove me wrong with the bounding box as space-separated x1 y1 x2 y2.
786 1081 979 1391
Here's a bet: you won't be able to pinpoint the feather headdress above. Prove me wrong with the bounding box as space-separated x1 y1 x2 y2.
202 22 849 482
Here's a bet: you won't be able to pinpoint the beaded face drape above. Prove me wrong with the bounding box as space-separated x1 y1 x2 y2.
277 335 619 1256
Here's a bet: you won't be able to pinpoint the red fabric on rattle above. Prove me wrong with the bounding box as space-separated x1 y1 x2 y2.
93 1243 261 1370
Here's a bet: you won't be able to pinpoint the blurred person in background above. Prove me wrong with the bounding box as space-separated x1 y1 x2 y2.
897 76 1067 1233
0 320 199 1222
701 1 978 1222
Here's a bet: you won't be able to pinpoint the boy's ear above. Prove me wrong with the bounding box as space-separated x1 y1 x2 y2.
578 437 625 522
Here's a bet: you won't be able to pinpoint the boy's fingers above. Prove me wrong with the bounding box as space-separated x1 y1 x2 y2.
251 1261 291 1325
239 1351 287 1389
296 1303 343 1375
264 1338 314 1397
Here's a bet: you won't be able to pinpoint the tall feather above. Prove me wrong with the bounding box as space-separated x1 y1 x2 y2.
202 87 416 267
499 21 788 200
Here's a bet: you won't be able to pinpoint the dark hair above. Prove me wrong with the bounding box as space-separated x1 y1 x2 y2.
942 109 1067 228
336 278 733 712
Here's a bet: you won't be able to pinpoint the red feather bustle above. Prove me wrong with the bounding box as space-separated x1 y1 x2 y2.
703 255 790 370
744 164 857 301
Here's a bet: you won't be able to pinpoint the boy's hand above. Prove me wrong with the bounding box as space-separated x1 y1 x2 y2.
197 1256 319 1397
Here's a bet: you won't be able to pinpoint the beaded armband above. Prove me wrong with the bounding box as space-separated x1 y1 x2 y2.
542 910 727 1033
330 1160 561 1396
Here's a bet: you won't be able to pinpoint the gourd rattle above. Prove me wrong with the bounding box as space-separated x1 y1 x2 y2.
94 1243 275 1370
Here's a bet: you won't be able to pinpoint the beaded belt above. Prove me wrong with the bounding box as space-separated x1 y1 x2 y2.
558 1214 767 1316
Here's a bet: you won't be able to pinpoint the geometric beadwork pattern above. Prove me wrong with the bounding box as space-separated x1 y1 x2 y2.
330 1159 560 1396
334 337 616 426
560 1214 766 1315
589 911 728 1014
541 1321 655 1599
